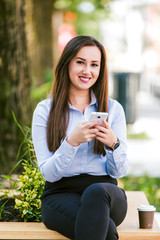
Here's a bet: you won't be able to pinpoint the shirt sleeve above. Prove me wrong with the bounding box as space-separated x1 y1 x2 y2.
32 101 79 182
105 101 128 178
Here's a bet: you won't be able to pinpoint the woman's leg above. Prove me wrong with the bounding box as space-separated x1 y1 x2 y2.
41 193 81 239
106 218 119 240
75 183 127 240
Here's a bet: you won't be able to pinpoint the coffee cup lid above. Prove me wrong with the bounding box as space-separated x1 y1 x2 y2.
137 205 156 211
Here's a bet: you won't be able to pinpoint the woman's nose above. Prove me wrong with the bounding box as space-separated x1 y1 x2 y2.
82 65 90 74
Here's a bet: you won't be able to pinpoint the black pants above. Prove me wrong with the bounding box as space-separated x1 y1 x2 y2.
41 174 127 240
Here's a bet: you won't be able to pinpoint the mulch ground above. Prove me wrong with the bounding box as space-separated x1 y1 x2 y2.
0 198 23 222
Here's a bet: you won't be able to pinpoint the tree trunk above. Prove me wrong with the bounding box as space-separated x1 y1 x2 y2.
0 0 31 173
52 10 63 71
26 0 53 86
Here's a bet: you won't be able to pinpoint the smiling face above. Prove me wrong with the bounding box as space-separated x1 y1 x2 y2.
68 46 101 94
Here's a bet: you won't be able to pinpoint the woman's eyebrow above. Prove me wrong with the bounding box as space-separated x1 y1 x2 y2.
76 57 100 62
76 57 86 61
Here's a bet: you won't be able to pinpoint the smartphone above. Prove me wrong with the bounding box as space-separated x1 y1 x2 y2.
89 112 108 125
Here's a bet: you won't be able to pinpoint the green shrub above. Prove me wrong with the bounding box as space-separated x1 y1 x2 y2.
12 112 45 222
15 160 45 222
119 175 160 212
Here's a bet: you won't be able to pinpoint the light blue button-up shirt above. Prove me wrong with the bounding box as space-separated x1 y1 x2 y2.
32 92 128 183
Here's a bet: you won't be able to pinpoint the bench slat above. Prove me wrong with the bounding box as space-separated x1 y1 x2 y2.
0 222 68 240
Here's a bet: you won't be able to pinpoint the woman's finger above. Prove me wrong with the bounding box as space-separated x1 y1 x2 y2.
85 120 100 129
95 131 106 138
95 124 108 133
80 121 89 125
102 120 110 128
89 128 99 134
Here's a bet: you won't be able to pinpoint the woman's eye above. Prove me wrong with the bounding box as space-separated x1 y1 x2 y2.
92 64 98 67
76 61 84 64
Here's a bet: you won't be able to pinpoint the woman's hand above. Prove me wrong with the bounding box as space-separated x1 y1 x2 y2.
94 120 117 147
67 120 100 147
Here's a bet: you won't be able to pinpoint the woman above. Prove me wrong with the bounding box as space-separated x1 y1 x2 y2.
32 35 128 240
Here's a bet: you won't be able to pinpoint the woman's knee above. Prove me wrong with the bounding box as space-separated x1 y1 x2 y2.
80 183 111 207
80 183 127 222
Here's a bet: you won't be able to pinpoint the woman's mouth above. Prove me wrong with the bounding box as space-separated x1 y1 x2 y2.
79 76 91 83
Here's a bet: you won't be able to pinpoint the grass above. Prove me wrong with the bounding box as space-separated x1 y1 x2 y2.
127 124 150 140
118 175 160 212
127 131 150 140
0 199 9 220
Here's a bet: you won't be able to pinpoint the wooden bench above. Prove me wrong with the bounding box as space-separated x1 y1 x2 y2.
0 191 160 240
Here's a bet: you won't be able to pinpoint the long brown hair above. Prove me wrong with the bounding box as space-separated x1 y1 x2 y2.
47 35 108 156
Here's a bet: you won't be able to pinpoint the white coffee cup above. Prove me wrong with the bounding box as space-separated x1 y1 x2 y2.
137 205 156 229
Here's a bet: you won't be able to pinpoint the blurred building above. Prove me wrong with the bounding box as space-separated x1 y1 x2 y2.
100 0 160 123
101 0 160 72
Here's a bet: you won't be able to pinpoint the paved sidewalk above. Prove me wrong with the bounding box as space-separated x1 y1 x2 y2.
126 91 160 177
